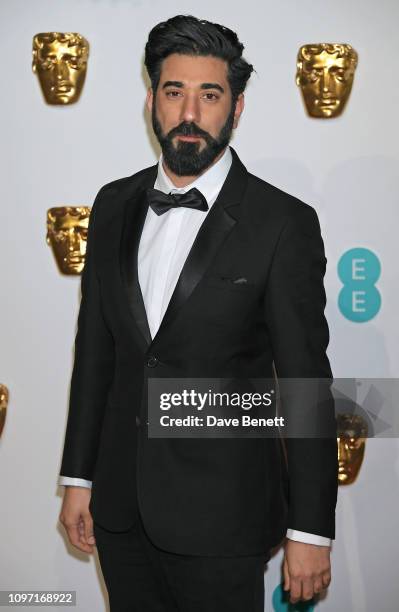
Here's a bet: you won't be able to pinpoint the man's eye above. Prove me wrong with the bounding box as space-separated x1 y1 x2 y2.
166 91 181 98
40 59 55 70
54 232 67 242
202 93 219 101
65 56 81 69
334 69 347 82
307 69 321 82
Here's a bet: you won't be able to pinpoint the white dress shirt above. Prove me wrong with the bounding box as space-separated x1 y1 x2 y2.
59 146 331 547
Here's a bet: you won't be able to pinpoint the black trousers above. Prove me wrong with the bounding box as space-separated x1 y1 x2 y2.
93 509 270 612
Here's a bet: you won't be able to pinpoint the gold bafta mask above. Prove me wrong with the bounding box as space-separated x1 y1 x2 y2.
46 207 91 275
296 43 358 118
337 413 367 485
32 32 89 105
0 384 9 439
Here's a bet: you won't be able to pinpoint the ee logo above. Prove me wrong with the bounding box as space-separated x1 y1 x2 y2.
338 248 381 322
272 583 315 611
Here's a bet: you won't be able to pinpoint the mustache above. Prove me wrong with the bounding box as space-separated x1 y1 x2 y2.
167 122 212 141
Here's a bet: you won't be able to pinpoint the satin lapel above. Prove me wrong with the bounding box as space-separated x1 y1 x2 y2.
120 167 157 350
151 146 249 346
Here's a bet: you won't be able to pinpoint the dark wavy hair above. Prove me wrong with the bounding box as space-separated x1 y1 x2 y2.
144 15 254 103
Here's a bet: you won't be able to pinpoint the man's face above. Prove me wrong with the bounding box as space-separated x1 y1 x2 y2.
0 383 8 439
337 414 367 485
46 208 90 275
32 34 89 105
296 48 356 118
146 53 244 176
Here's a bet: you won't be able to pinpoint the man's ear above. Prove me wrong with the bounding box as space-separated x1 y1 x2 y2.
233 93 245 129
146 87 153 113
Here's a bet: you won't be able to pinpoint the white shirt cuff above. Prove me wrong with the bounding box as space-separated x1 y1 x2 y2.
286 529 332 547
58 476 92 488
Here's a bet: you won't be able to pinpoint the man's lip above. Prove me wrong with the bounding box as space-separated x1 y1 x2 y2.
52 83 73 94
176 135 202 142
66 253 84 263
317 98 338 107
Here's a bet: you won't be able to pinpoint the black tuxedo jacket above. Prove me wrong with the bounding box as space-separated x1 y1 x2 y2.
60 147 338 556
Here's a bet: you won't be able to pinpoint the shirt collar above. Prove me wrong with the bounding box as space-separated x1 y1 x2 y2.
154 146 232 205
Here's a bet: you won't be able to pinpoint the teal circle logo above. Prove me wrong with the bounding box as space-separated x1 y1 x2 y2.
272 583 315 611
338 248 381 322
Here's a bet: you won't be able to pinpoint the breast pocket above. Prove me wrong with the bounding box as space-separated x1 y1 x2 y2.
191 274 260 327
201 274 259 294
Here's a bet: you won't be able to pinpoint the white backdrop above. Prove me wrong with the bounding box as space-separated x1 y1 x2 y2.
1 0 398 610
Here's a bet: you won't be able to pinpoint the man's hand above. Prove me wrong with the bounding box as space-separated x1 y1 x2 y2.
59 486 96 554
283 539 331 604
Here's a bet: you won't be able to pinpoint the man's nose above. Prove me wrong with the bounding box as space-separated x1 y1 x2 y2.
68 230 80 251
180 94 201 124
338 441 351 462
54 61 69 82
321 68 332 95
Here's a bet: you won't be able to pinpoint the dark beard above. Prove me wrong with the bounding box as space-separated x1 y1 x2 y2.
151 100 236 176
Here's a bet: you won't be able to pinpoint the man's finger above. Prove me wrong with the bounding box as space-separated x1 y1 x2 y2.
322 570 331 587
301 578 315 601
283 557 290 591
83 513 96 546
64 521 94 554
67 521 82 547
288 577 302 604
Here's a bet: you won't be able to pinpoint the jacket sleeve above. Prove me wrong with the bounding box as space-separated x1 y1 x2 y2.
263 204 338 539
59 187 115 481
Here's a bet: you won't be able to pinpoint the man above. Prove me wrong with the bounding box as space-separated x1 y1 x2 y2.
59 15 338 611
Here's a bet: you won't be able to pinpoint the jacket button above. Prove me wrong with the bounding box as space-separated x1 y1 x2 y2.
135 415 141 426
146 355 158 367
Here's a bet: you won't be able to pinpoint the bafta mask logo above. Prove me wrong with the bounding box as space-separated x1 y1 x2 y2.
32 32 89 105
337 413 367 485
46 207 91 275
0 384 9 439
296 43 358 118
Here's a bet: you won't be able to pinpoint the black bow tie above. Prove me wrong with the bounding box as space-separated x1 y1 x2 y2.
146 187 209 216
